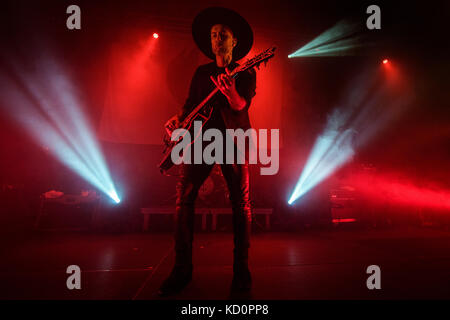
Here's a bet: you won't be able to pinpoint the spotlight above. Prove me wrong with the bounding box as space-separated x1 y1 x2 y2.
288 20 366 58
383 59 389 64
109 190 121 204
288 67 412 205
153 33 159 39
0 53 121 204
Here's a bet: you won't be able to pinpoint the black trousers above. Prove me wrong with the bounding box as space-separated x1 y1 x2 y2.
174 162 252 269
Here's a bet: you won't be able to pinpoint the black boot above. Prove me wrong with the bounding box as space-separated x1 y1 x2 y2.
158 200 195 297
231 209 252 292
158 264 193 296
231 261 252 292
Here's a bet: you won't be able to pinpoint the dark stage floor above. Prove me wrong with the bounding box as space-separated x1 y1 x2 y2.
1 226 450 300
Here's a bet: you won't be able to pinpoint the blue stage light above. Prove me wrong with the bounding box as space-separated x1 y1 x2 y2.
288 67 412 205
0 51 120 204
288 20 368 58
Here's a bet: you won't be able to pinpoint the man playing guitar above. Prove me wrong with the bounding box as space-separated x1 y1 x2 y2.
158 7 256 296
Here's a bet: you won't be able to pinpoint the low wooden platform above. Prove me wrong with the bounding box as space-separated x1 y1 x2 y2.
140 207 273 231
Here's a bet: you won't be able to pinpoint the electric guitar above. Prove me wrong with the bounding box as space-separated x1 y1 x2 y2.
158 46 276 174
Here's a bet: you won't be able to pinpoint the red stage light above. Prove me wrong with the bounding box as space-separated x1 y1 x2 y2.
332 218 356 223
153 33 159 39
348 172 450 211
382 59 389 64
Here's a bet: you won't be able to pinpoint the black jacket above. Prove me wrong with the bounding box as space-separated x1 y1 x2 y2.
180 61 256 131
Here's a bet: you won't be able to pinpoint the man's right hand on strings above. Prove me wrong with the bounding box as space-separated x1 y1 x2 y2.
165 114 180 134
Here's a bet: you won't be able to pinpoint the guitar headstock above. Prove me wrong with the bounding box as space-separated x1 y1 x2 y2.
233 46 276 74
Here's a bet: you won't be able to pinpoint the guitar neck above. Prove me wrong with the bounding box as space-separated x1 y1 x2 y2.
182 87 219 127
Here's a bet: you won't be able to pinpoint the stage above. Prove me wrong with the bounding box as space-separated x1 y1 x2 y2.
1 225 449 300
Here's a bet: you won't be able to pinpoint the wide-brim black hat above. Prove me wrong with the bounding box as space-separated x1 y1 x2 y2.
192 7 253 61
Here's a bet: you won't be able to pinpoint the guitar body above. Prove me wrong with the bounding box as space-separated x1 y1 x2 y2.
159 105 213 173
